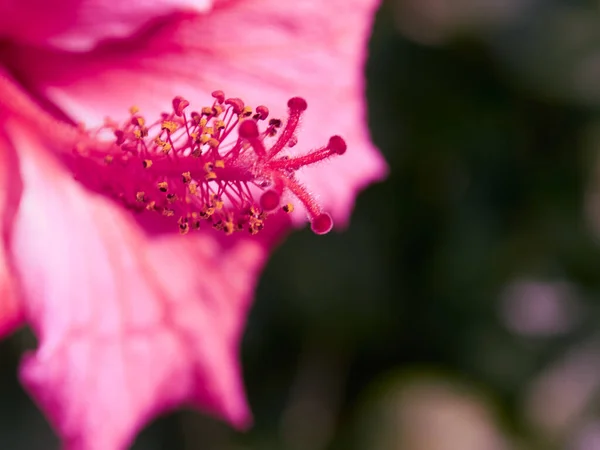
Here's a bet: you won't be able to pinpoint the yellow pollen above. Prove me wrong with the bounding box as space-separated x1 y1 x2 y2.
146 201 156 211
223 221 235 235
199 117 208 128
207 138 220 148
181 171 192 183
242 106 253 117
142 159 153 169
214 159 225 169
203 162 214 172
163 209 175 217
133 116 145 127
250 205 261 217
200 207 215 218
214 119 225 130
205 127 214 136
205 171 217 181
136 192 146 202
200 134 211 144
283 203 294 213
157 181 168 192
213 105 224 116
129 106 140 114
179 223 190 235
188 182 199 195
161 121 178 133
166 193 178 203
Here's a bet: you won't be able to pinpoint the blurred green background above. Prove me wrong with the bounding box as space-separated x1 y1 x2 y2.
5 0 600 448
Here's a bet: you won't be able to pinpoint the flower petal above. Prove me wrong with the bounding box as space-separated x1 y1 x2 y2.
7 125 265 449
0 126 22 337
5 0 387 226
0 0 212 51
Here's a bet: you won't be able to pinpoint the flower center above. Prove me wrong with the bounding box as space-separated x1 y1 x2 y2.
70 91 346 235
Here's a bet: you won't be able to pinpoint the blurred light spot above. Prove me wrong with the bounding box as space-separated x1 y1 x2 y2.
525 341 600 437
392 0 534 45
500 279 580 337
358 373 511 450
570 421 600 450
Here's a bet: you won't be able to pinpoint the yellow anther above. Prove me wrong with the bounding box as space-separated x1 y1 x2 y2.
142 159 153 169
181 171 192 184
166 193 178 203
129 106 140 114
200 134 211 144
162 209 175 217
249 205 261 217
146 201 156 211
204 162 214 172
242 106 253 117
135 192 146 202
213 105 224 116
179 222 190 235
199 117 208 128
214 160 225 169
157 181 168 192
133 116 145 127
207 138 220 148
204 127 214 136
205 171 217 181
201 106 213 115
214 119 225 130
188 182 199 196
283 203 294 213
133 129 142 139
104 155 113 165
153 137 172 154
223 221 235 235
210 195 224 209
161 121 178 133
200 207 215 218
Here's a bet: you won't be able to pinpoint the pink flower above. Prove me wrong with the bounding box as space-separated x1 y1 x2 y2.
0 0 387 449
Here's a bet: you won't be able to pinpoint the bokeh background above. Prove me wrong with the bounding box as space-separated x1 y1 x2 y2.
4 0 600 448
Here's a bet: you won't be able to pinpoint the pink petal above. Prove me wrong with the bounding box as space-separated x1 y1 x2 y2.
5 0 387 226
0 126 23 337
7 125 267 450
0 0 212 51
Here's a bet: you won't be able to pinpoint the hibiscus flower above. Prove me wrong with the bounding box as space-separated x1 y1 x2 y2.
0 0 387 448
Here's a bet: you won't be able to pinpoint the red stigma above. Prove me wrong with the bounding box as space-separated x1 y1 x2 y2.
260 190 280 211
311 213 333 235
71 93 347 236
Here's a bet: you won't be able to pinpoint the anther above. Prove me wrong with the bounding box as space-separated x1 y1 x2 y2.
172 96 190 116
225 98 245 115
255 106 269 120
211 90 225 103
288 97 308 112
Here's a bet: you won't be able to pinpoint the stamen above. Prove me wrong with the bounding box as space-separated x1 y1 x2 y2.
70 92 347 236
